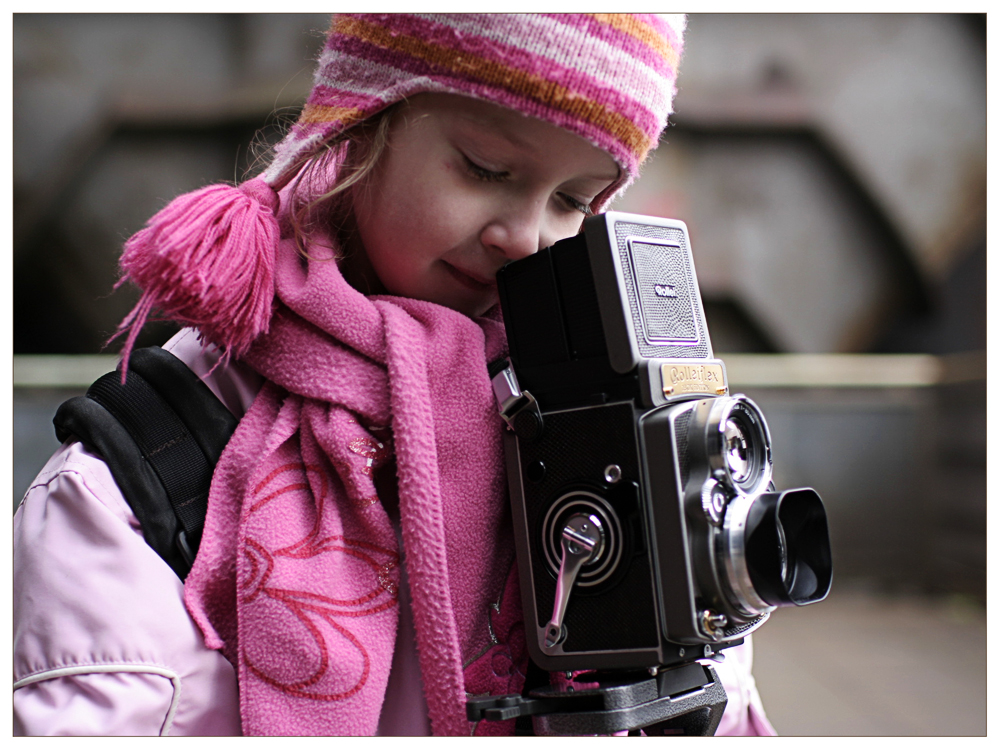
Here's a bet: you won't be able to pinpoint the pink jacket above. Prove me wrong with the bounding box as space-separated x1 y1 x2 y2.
13 328 775 736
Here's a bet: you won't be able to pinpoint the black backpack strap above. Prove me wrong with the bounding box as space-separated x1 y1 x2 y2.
53 346 239 581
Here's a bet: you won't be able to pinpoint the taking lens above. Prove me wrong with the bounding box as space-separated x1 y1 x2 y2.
742 488 832 607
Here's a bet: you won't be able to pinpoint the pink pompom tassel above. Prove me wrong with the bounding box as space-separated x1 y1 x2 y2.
112 178 280 377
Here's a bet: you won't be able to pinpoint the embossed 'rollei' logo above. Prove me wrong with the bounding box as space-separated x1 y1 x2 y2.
654 283 677 298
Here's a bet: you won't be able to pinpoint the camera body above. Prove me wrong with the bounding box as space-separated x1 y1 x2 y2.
495 212 832 674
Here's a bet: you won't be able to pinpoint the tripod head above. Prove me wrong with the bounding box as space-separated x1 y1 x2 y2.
467 660 728 736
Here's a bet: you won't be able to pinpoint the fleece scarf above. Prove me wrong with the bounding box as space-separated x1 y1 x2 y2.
182 233 528 736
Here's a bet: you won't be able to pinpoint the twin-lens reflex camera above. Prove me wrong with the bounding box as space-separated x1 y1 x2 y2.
467 212 833 735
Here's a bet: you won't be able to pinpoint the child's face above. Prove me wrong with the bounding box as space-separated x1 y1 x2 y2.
346 93 620 318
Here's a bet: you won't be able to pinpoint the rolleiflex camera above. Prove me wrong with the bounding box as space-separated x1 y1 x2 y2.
467 213 832 735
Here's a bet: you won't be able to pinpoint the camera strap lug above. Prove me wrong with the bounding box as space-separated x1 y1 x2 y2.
490 360 544 441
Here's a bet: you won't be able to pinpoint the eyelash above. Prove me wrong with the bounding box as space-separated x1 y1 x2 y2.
463 155 509 183
463 154 593 216
560 194 594 216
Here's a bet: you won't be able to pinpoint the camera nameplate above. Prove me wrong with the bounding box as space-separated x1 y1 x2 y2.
661 361 728 398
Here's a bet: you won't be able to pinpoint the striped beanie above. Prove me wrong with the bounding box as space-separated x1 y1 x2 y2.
114 13 686 368
264 13 686 195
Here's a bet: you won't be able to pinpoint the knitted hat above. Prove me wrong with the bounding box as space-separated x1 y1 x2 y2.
265 13 686 195
114 13 686 368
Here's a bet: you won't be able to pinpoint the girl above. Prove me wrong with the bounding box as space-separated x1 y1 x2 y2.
13 14 775 736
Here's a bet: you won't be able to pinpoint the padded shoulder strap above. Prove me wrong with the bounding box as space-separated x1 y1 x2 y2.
53 346 239 581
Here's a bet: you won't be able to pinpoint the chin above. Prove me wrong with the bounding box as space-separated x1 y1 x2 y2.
445 303 484 318
465 299 500 319
438 293 497 319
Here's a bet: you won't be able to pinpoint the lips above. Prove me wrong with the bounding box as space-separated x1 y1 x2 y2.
442 261 497 292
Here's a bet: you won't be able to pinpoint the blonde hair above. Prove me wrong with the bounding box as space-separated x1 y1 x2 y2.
275 104 398 259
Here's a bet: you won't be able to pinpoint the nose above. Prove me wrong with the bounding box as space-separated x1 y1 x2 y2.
480 200 549 262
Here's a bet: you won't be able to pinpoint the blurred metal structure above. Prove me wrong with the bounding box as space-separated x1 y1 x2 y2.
617 14 985 355
13 14 985 596
14 13 329 353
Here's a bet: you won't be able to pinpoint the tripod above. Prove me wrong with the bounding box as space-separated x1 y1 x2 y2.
467 660 728 736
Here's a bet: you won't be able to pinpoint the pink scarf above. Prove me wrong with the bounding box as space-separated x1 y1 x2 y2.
183 233 528 735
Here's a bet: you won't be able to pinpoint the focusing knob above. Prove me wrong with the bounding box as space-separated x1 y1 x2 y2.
701 479 728 526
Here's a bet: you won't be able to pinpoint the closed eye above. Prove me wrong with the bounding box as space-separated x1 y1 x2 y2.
559 193 594 216
463 154 509 183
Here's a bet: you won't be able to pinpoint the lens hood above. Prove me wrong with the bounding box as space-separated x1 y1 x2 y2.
744 488 832 607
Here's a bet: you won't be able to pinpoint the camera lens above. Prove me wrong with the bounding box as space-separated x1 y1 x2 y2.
741 488 832 608
723 418 750 482
721 488 832 615
695 395 772 497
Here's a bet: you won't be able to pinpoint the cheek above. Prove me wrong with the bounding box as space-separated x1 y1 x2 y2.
356 204 444 298
351 152 495 300
372 184 479 265
353 172 421 268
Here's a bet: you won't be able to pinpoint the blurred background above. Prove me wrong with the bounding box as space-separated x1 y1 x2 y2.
12 14 986 735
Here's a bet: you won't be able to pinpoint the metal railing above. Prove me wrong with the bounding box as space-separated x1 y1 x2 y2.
12 352 986 390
